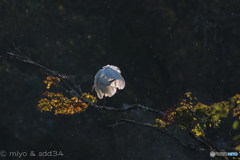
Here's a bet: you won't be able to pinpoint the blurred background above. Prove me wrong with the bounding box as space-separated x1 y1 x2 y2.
1 0 240 159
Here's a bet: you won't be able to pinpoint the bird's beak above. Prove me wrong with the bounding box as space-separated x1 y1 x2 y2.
109 79 116 85
110 79 115 82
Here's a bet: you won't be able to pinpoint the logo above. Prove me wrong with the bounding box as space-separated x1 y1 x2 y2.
0 150 7 157
210 151 215 157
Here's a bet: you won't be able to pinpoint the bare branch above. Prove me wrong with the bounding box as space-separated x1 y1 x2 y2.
108 119 211 152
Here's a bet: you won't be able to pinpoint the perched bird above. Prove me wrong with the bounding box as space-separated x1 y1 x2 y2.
93 65 125 105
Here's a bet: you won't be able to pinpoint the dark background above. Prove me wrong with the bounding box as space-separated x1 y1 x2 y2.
1 0 240 159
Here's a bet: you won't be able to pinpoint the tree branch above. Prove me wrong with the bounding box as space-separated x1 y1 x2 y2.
186 105 222 155
7 50 165 116
108 119 211 152
7 48 227 159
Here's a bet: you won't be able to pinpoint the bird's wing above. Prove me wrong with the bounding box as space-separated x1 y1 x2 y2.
103 67 125 90
93 70 105 99
95 85 104 99
104 67 121 80
94 70 104 86
103 65 121 73
99 85 117 98
111 78 125 90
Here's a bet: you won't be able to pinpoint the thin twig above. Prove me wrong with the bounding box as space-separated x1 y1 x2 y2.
108 119 211 152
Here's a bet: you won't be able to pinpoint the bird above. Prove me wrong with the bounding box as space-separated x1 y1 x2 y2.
93 65 125 106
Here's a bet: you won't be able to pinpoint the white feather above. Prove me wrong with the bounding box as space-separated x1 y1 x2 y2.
93 65 125 99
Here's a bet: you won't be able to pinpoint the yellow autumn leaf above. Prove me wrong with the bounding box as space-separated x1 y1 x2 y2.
233 120 239 130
